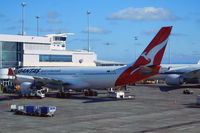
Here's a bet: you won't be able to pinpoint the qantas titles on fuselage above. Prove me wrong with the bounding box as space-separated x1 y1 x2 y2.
18 69 62 74
18 69 41 74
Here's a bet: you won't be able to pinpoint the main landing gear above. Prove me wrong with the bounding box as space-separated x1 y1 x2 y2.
56 92 71 98
56 85 71 98
84 89 98 96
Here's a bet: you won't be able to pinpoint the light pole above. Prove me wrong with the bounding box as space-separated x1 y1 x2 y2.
21 2 26 36
87 11 91 52
168 38 171 64
36 16 40 36
134 36 138 60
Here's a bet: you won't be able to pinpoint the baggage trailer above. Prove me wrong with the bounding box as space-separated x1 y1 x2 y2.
10 105 56 117
39 106 56 117
25 106 35 116
15 105 26 115
10 104 17 112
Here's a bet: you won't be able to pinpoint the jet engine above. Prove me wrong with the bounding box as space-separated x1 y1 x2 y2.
165 74 184 86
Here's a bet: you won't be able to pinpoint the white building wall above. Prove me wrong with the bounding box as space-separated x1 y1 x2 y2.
23 62 96 67
23 50 97 67
0 34 50 44
0 68 13 79
73 53 97 64
0 42 2 68
23 54 39 63
24 43 50 50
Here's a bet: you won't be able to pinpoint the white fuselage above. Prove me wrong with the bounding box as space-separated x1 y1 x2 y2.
15 66 125 90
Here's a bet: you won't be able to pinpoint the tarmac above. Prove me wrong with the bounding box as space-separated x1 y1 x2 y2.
1 84 200 133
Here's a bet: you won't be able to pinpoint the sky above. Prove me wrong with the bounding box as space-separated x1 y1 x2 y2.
0 0 200 64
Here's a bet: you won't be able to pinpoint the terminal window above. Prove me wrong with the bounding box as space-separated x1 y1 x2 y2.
0 42 22 68
53 37 66 41
39 54 72 62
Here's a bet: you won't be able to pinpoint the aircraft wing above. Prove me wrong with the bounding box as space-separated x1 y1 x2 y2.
182 68 200 79
33 76 69 85
165 65 200 79
33 76 89 88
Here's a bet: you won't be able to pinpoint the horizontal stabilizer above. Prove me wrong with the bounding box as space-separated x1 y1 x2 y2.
140 65 159 75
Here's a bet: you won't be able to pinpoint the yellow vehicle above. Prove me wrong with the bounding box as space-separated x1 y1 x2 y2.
16 85 20 92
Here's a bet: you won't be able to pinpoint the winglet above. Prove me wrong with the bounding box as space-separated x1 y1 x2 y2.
115 26 172 86
8 68 14 76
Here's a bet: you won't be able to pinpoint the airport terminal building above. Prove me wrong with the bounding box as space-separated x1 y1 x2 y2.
0 33 97 68
0 33 98 86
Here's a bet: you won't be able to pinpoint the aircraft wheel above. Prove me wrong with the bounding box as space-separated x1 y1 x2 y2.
93 91 98 96
84 91 89 96
61 93 66 98
56 93 61 98
65 93 71 98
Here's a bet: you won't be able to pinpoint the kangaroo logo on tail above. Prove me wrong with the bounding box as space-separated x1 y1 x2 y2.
130 38 168 75
140 38 168 66
115 26 172 86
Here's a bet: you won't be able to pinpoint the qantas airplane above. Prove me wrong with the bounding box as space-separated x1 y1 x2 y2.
149 63 200 86
8 26 172 97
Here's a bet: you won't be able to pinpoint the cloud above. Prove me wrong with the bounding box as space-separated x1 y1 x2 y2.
190 12 200 16
46 10 62 24
47 19 62 24
82 27 111 34
142 28 187 36
192 50 200 55
0 13 5 18
141 29 157 35
41 27 67 33
5 26 17 31
171 33 188 37
71 38 101 42
47 10 60 18
110 21 119 25
107 7 179 21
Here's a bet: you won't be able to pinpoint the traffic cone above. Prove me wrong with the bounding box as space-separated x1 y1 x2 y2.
7 103 10 108
24 98 26 101
174 100 176 104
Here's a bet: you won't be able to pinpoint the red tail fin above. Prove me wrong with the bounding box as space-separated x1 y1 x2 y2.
115 26 172 86
134 26 172 67
8 68 14 76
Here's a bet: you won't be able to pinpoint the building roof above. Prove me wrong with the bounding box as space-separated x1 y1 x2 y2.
0 34 50 44
95 60 126 66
